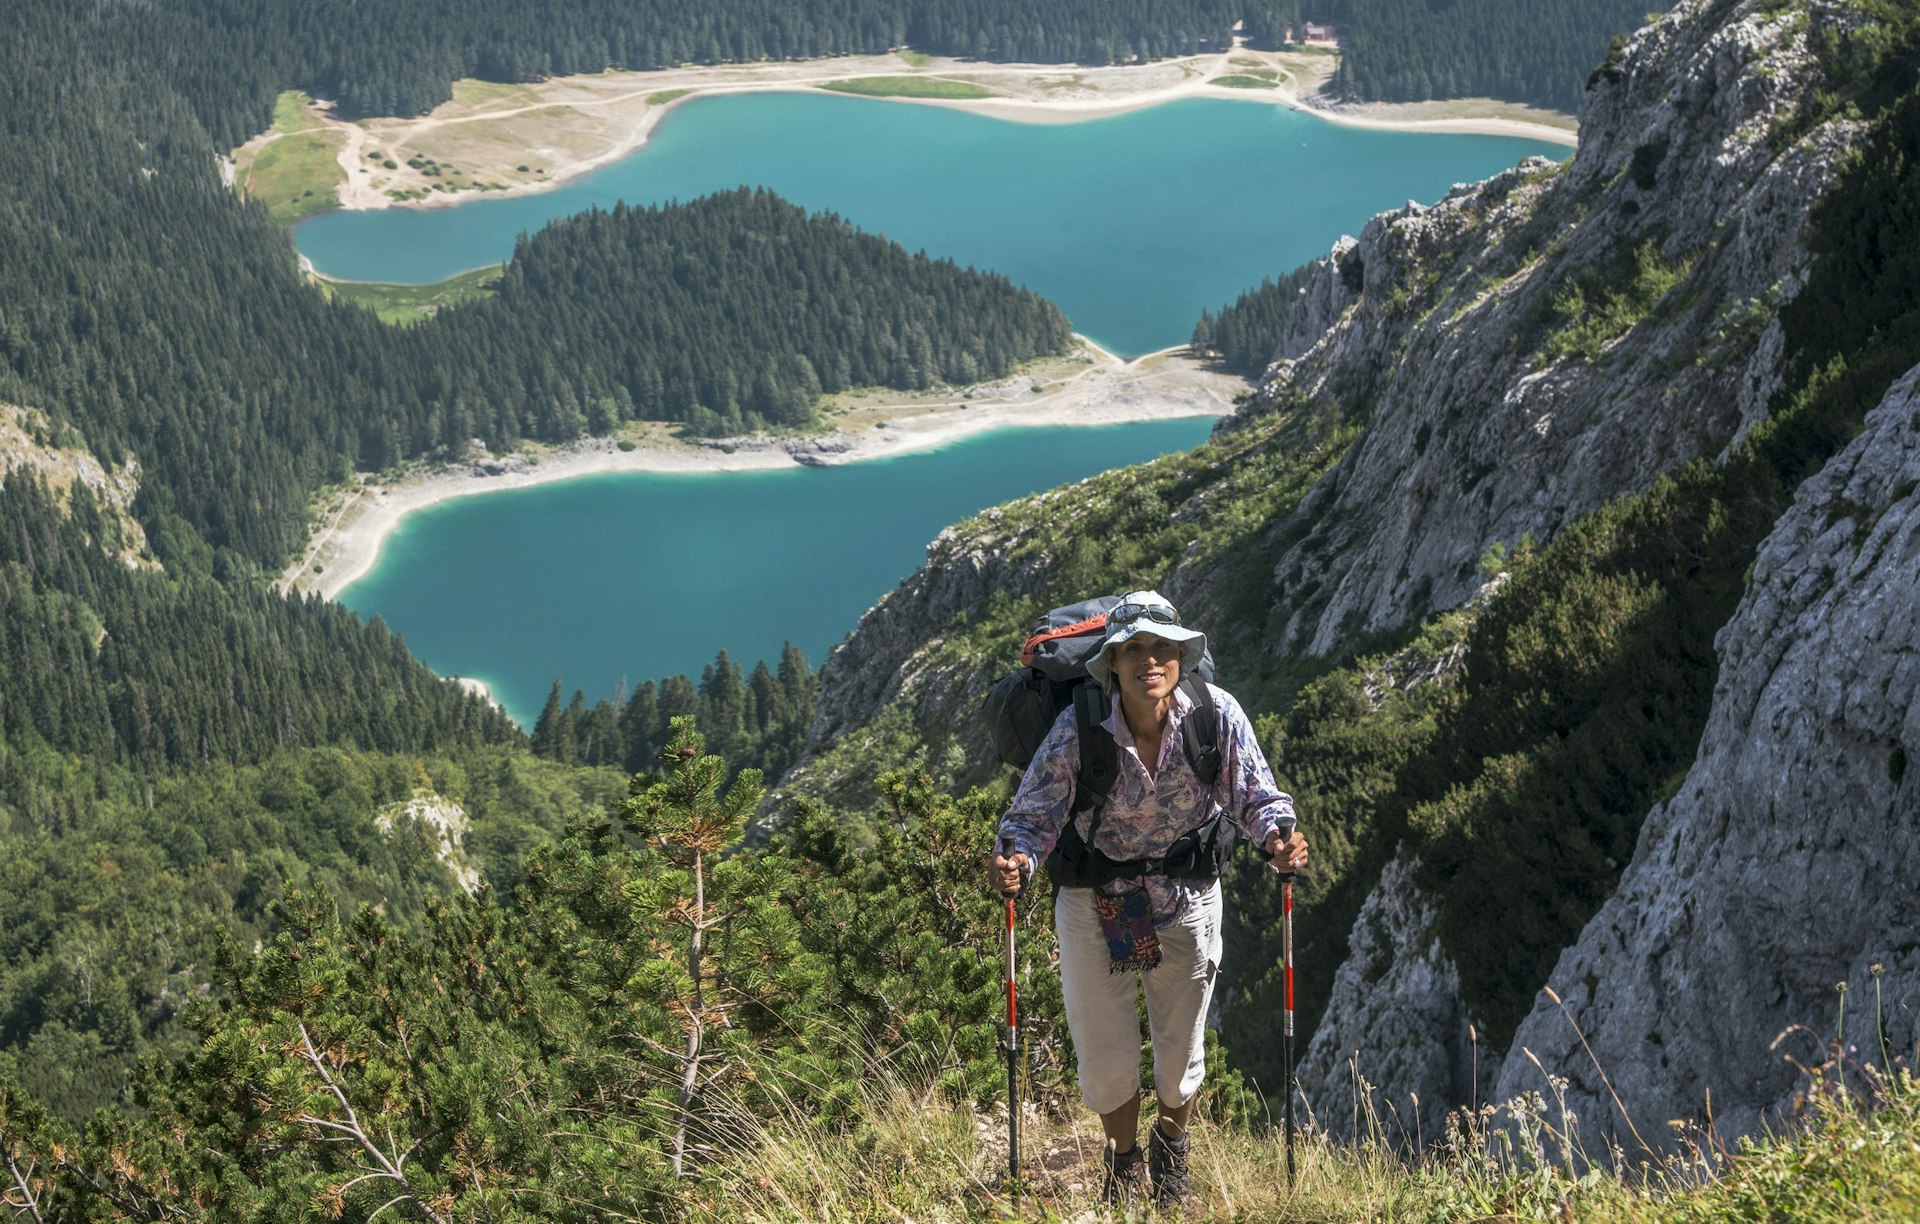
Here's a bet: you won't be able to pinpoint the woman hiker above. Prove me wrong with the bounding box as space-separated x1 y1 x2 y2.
990 589 1309 1208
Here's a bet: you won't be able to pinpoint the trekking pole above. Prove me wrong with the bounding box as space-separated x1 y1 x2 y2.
1280 869 1297 1190
1000 835 1021 1208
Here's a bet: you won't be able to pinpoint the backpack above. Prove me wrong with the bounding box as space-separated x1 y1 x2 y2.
980 596 1237 887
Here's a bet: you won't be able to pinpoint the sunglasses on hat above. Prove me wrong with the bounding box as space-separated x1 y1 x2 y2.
1109 601 1180 626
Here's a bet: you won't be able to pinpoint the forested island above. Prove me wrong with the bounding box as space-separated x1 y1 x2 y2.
5 152 1067 569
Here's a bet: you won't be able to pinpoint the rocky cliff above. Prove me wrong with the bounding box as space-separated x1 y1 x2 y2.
1234 0 1853 659
786 493 1067 805
1294 853 1499 1146
0 402 154 569
1492 362 1920 1148
1289 0 1915 1149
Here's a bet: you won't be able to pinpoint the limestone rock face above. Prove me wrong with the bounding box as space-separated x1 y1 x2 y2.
1270 236 1359 365
805 526 999 754
472 454 532 477
0 401 153 568
1295 855 1500 1146
1239 0 1857 659
1491 363 1920 1144
376 792 481 895
1231 0 1895 1144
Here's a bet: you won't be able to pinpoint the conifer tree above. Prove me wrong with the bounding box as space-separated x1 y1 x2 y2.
577 697 622 766
620 717 765 1177
746 660 782 736
530 680 566 757
697 650 747 759
622 680 661 773
776 642 819 735
658 675 698 732
1191 307 1217 354
0 1071 67 1220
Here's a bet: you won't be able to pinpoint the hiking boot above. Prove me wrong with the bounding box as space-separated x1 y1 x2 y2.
1148 1122 1191 1208
1101 1142 1150 1208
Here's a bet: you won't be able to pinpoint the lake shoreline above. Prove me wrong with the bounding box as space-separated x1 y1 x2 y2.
308 49 1575 215
280 344 1245 603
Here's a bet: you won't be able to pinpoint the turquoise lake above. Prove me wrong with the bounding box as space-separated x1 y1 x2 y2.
341 418 1215 726
296 92 1567 357
321 94 1570 723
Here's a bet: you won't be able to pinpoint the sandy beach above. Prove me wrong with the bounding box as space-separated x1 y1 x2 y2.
280 343 1247 602
286 47 1574 214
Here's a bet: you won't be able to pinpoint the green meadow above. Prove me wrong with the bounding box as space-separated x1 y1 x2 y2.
240 91 347 223
820 76 998 100
322 265 503 324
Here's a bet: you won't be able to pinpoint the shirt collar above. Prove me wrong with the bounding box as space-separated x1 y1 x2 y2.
1101 681 1196 747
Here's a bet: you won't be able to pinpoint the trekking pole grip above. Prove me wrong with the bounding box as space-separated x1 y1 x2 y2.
999 834 1021 899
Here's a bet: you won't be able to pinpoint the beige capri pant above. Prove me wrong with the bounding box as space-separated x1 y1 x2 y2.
1054 880 1223 1116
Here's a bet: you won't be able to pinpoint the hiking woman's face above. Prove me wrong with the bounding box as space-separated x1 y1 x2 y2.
1112 633 1182 709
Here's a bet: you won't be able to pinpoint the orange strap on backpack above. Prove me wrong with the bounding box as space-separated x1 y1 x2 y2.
1019 614 1107 667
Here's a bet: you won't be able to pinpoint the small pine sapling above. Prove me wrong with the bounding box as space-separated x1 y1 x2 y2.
623 717 765 1176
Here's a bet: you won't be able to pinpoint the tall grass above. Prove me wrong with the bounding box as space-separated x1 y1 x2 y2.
678 1025 1920 1221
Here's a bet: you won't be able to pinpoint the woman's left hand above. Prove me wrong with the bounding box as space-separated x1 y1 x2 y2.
1265 829 1309 872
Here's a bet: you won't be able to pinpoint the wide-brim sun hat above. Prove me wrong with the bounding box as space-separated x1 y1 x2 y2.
1085 590 1207 690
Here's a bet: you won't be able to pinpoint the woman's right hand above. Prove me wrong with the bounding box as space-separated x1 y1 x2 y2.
990 850 1030 896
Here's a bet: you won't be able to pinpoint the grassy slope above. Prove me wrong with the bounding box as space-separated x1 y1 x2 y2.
446 79 544 108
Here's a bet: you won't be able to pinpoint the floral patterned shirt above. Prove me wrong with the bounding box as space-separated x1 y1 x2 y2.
998 682 1296 926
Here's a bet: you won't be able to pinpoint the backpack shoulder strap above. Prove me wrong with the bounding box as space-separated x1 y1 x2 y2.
1070 682 1118 831
1179 676 1223 787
